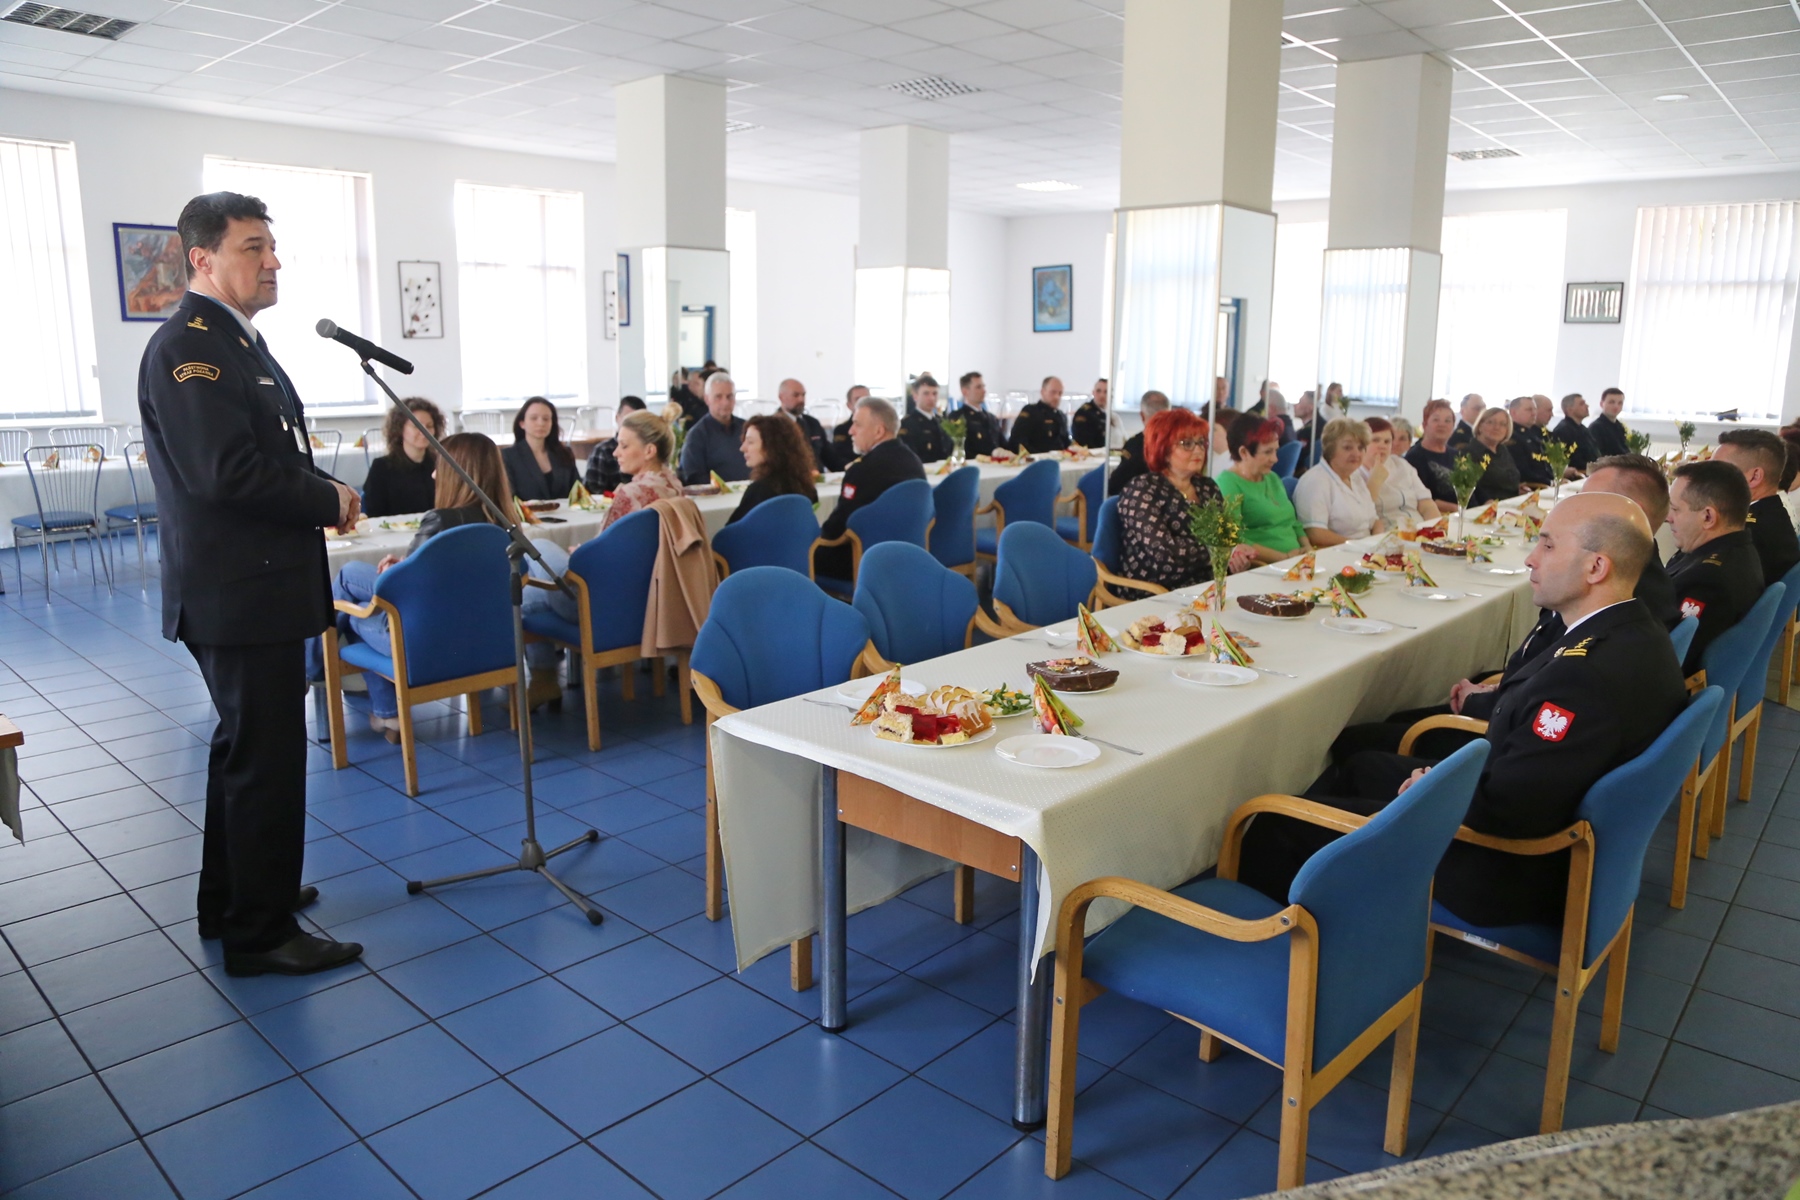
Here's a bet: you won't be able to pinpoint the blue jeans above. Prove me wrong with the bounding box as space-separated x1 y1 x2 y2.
522 540 574 670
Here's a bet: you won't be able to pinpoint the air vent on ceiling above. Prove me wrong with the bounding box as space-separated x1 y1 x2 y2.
725 120 760 134
886 76 980 101
1449 148 1521 162
2 2 134 38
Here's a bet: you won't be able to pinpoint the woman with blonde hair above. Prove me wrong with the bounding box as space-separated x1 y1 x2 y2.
603 409 684 531
1291 418 1382 546
1469 406 1524 504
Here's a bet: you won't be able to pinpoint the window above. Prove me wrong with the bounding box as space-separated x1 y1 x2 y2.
455 182 586 409
0 137 100 420
726 207 758 398
202 157 378 410
1111 204 1221 414
1317 247 1411 407
1268 219 1326 402
1433 209 1566 404
1621 201 1800 423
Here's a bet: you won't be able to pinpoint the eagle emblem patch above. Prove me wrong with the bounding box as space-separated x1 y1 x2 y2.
1680 597 1705 620
841 483 856 500
1533 702 1574 742
172 362 221 383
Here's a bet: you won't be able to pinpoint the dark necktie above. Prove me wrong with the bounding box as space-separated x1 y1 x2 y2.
250 333 315 467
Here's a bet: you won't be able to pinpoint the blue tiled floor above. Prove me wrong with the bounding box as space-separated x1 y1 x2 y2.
4 543 1800 1198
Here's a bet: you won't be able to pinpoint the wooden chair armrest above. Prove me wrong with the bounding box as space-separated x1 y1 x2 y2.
1450 821 1590 857
1685 669 1707 695
690 671 740 722
1218 795 1371 881
1057 490 1079 507
810 531 854 551
0 714 22 750
857 642 892 678
973 599 1032 641
711 550 730 580
1095 561 1168 596
522 577 557 590
1398 714 1489 756
1057 876 1306 953
333 598 379 619
1478 672 1504 686
973 500 999 517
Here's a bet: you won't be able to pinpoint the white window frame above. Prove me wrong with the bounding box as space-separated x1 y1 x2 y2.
0 137 100 422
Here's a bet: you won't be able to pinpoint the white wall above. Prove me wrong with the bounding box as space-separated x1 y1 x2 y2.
1000 211 1113 399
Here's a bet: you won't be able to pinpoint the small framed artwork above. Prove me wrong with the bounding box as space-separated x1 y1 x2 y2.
617 252 631 327
1033 264 1072 333
602 269 618 340
398 260 442 339
1564 281 1623 324
112 223 185 321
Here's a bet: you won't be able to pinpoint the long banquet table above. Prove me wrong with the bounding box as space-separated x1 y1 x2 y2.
710 514 1542 1126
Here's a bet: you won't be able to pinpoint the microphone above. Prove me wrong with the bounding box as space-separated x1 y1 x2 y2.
316 319 414 375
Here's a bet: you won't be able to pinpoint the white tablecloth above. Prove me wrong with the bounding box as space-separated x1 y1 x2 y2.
0 459 146 544
712 524 1542 972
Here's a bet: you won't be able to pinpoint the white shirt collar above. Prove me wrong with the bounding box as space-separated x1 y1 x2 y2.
1562 598 1629 637
190 288 259 342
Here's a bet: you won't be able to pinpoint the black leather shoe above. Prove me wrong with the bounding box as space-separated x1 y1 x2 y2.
224 932 363 977
198 887 321 941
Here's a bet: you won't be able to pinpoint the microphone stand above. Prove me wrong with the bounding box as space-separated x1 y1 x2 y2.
353 356 604 926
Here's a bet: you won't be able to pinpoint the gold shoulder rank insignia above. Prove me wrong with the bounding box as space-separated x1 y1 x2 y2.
1704 555 1723 566
239 337 250 347
1747 513 1758 523
186 315 208 330
173 362 221 383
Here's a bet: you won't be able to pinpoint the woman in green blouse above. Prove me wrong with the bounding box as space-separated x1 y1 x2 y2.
1215 416 1312 563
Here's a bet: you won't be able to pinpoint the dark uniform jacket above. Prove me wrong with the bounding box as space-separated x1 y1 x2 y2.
1589 414 1630 459
953 404 1004 459
790 410 830 471
1070 401 1108 449
138 292 339 645
1440 598 1686 927
673 386 707 430
1509 425 1554 486
899 405 953 463
1668 528 1765 674
502 440 578 501
1108 432 1147 497
1009 401 1070 455
1746 493 1800 588
816 438 925 579
1551 416 1600 474
1449 420 1475 451
826 418 856 472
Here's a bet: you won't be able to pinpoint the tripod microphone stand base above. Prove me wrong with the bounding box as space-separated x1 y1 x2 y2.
406 829 605 925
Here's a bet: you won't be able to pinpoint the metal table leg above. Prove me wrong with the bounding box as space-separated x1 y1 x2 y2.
1013 841 1051 1129
819 766 847 1032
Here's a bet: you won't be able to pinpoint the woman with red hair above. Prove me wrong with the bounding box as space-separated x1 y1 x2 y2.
1216 417 1310 563
1116 408 1257 593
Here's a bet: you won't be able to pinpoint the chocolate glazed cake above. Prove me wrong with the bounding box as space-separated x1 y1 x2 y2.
1026 658 1120 692
1236 593 1314 618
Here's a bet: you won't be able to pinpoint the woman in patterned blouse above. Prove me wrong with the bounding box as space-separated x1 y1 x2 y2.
601 410 684 531
1117 408 1258 593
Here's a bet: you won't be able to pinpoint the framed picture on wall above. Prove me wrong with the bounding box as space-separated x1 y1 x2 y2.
398 260 442 339
1564 281 1623 324
112 223 185 321
617 252 631 326
1033 264 1072 332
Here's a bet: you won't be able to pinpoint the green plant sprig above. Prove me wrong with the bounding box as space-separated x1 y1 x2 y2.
1625 428 1652 455
1449 451 1489 498
939 415 967 442
1542 437 1573 479
1189 492 1244 557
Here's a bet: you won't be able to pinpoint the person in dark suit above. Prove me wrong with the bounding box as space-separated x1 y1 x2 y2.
672 369 708 430
359 397 445 518
1450 394 1483 450
583 394 646 494
775 378 829 471
1582 456 1683 630
826 384 869 472
1240 493 1686 928
1291 391 1330 472
1550 393 1601 476
815 396 925 580
1507 396 1554 487
898 373 953 463
1589 388 1631 458
1070 378 1109 449
1009 376 1072 455
1715 428 1800 588
501 396 579 501
953 372 1004 460
1667 460 1764 674
139 192 363 977
1109 390 1168 497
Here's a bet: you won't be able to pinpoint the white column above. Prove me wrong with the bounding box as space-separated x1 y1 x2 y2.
615 74 729 399
854 126 951 399
1112 0 1281 415
1320 54 1452 415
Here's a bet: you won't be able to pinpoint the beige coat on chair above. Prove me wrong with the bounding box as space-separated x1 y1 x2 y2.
642 496 718 724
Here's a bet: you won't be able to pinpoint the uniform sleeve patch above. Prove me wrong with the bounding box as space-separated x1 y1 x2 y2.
1533 702 1574 742
1680 597 1706 619
172 362 220 383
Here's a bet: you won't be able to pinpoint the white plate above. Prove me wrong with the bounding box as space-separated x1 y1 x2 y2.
1399 589 1467 602
1321 617 1394 635
1172 662 1258 687
877 723 998 749
1468 564 1528 576
1041 623 1079 647
995 733 1101 768
834 676 927 706
324 539 354 549
1119 641 1206 660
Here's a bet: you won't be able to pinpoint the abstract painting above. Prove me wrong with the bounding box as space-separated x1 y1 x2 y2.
1033 264 1072 332
113 223 184 321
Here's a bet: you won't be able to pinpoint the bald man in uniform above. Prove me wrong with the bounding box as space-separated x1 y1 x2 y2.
776 377 829 470
1009 375 1072 455
1241 493 1687 927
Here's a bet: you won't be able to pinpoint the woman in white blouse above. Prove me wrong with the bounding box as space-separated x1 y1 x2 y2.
1361 416 1439 530
1292 418 1383 546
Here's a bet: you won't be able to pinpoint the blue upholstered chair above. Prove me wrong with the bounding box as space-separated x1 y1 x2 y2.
928 465 980 577
691 566 873 983
1428 687 1721 1134
1275 439 1303 479
1283 474 1300 501
812 478 934 599
324 524 516 796
1088 495 1168 609
975 458 1060 561
712 493 819 579
521 508 662 751
979 520 1098 637
1668 614 1698 666
852 542 979 673
1721 570 1800 823
1046 740 1491 1191
1055 465 1105 551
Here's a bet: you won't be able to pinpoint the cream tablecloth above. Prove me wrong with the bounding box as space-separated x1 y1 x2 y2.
712 524 1542 972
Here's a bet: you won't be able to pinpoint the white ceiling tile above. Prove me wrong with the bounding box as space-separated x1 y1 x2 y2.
447 4 581 40
143 6 291 41
1283 6 1404 41
813 25 937 59
398 24 522 55
1516 2 1656 37
1671 8 1798 42
1330 29 1434 61
1703 53 1800 81
1688 30 1800 65
298 5 437 40
550 23 662 55
955 29 1075 63
593 3 719 39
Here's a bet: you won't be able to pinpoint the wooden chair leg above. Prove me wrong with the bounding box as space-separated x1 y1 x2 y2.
1671 765 1698 909
1540 967 1581 1134
1692 758 1714 861
1599 911 1631 1054
1197 1031 1224 1062
1044 955 1086 1179
507 685 518 731
466 692 484 737
648 654 663 697
953 864 975 925
398 700 420 798
678 651 693 725
584 666 602 752
704 770 724 921
1738 705 1762 803
1276 1058 1311 1190
789 936 813 991
1384 988 1422 1156
1424 928 1436 978
618 652 636 701
1707 741 1731 841
1786 622 1799 708
323 629 348 770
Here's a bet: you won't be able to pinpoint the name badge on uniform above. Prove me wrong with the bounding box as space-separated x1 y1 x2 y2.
257 376 276 386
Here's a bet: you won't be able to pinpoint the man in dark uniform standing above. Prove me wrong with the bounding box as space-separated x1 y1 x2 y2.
815 397 925 581
826 383 869 472
1666 460 1764 674
140 193 363 977
1715 429 1800 587
1109 390 1167 497
1240 493 1685 928
1070 378 1109 450
1009 376 1072 455
953 372 1003 459
776 377 829 471
898 374 952 463
1588 388 1631 458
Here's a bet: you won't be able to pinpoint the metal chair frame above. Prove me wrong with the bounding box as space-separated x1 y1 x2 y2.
12 444 114 602
103 440 158 584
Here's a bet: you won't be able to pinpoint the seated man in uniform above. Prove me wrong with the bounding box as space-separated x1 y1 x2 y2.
776 377 830 472
1108 390 1168 497
1009 375 1072 455
898 373 952 463
1551 393 1600 476
826 383 869 472
1588 387 1631 458
1070 377 1109 449
1667 459 1764 674
1507 395 1553 487
814 396 925 581
1240 492 1686 928
1451 393 1483 449
954 371 1004 459
1714 428 1799 587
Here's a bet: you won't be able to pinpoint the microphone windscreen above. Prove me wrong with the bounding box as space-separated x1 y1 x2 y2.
315 319 338 338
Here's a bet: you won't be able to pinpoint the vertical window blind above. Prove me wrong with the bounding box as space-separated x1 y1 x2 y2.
1317 246 1410 407
1433 209 1567 404
1621 201 1799 423
203 157 378 410
455 181 587 409
0 137 100 420
1268 219 1326 402
1112 204 1221 411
